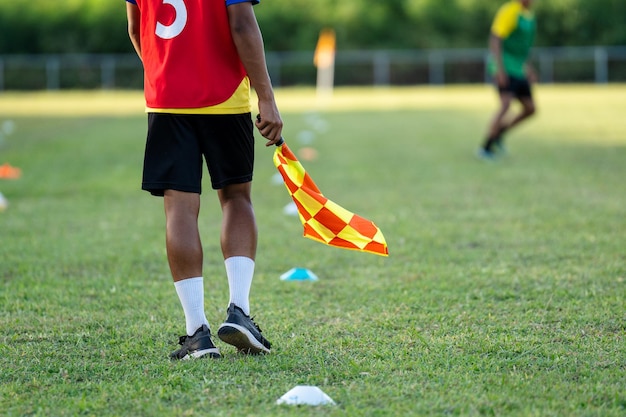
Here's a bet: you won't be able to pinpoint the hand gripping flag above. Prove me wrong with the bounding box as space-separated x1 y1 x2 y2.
273 141 388 256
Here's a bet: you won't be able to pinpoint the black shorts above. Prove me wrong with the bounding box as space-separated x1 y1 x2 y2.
142 113 254 196
498 75 532 99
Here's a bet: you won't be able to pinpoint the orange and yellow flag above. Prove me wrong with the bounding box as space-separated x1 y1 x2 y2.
313 28 336 69
273 142 388 256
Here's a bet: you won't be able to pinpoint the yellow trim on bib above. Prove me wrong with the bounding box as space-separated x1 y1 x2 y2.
147 77 252 114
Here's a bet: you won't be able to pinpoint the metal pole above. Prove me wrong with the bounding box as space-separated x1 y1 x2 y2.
101 56 116 89
428 51 444 85
373 51 390 86
266 53 281 87
539 52 553 83
594 47 608 84
46 56 60 90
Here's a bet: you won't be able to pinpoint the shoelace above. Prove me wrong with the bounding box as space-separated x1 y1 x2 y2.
251 317 262 333
237 306 263 333
248 315 270 349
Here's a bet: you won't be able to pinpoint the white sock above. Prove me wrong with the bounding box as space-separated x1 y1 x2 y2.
225 256 254 316
174 277 209 336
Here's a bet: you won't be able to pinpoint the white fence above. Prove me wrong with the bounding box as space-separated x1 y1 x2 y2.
0 46 625 91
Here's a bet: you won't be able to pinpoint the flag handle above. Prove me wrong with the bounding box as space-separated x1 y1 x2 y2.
256 114 284 146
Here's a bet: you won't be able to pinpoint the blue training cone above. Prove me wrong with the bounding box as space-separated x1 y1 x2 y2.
280 268 318 281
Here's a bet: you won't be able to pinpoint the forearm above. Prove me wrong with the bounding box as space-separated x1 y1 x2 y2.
227 2 282 142
489 33 504 73
524 62 537 82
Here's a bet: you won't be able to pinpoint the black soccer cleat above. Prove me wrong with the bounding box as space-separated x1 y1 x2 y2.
170 324 221 360
217 303 271 355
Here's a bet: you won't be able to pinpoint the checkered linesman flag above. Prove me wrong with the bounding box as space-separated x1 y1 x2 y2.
273 142 388 256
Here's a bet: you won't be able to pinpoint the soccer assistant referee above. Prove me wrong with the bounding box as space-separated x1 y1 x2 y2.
480 0 537 158
126 0 283 359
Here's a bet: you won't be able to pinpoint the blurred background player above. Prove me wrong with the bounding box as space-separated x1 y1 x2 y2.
480 0 537 159
126 0 283 359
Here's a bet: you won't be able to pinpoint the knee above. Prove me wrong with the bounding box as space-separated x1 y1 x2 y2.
499 101 512 114
164 190 200 218
219 183 252 204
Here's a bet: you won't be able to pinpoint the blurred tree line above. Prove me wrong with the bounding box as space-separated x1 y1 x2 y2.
1 0 625 54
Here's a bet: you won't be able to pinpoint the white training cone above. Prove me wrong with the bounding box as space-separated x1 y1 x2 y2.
280 268 318 282
271 172 284 185
2 120 15 135
282 201 298 216
296 130 315 145
0 192 8 212
276 385 335 406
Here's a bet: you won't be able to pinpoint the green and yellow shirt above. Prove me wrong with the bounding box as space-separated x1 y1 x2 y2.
487 1 536 78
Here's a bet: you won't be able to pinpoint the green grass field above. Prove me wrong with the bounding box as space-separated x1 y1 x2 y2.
0 85 625 416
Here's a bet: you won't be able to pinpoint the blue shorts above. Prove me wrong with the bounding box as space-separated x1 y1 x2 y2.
142 113 254 196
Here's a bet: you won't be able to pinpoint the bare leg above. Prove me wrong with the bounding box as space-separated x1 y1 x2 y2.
503 96 536 132
218 182 257 260
492 93 514 135
482 92 513 152
164 190 203 282
215 182 272 353
218 182 257 316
